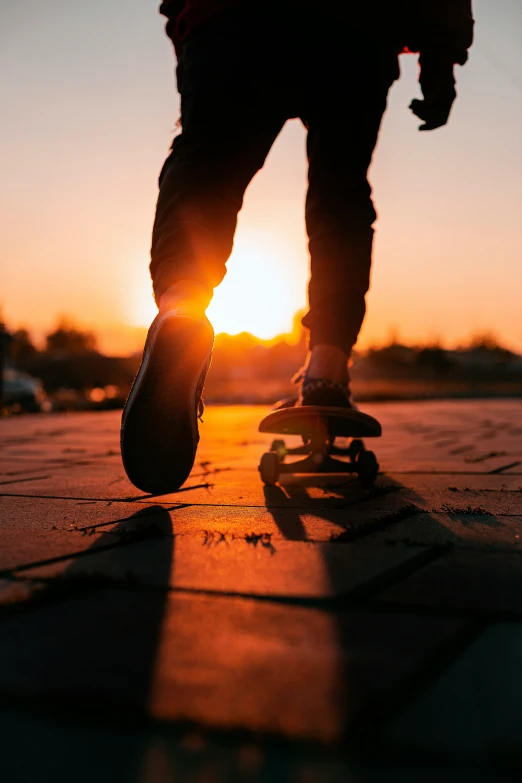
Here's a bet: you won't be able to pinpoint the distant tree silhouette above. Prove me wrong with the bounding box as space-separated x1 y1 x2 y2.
10 329 39 366
45 317 98 355
416 346 454 373
464 332 516 363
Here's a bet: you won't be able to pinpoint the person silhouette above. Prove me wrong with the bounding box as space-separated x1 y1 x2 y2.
121 0 474 494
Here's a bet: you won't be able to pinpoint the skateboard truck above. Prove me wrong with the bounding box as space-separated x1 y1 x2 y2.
258 418 379 486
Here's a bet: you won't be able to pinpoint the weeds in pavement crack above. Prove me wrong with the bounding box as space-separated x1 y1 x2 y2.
244 533 275 555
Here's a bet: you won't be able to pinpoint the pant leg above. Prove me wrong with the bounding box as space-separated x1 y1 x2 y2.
150 11 287 303
301 44 400 354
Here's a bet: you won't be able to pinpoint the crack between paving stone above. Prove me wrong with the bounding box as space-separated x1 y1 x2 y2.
1 543 449 624
0 494 416 511
68 504 191 534
2 492 522 522
7 564 522 628
137 484 406 512
0 486 213 503
0 519 178 581
464 450 507 463
0 525 421 580
0 464 75 476
329 504 421 543
488 461 522 474
0 492 161 503
0 457 117 475
0 476 50 486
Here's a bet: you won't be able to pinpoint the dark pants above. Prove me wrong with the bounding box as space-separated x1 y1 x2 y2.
150 7 400 353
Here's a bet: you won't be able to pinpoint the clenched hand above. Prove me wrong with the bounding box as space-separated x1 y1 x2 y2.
410 57 457 131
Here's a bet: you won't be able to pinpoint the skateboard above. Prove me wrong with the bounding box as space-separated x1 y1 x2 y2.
258 405 382 486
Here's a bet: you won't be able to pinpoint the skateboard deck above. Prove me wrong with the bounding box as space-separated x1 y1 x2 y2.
259 405 382 439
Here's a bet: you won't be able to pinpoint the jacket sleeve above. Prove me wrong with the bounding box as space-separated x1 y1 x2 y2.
406 0 474 65
159 1 186 45
159 0 185 21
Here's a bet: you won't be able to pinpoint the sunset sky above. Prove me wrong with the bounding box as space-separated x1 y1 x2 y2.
2 0 522 355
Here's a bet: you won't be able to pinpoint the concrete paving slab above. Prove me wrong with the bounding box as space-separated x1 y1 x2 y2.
386 623 522 758
0 461 160 501
0 444 106 462
17 475 368 513
3 398 521 478
156 502 390 541
0 413 120 465
170 473 382 508
378 457 522 475
0 497 175 574
361 512 522 550
310 480 522 516
1 400 522 777
23 538 428 599
0 459 75 476
0 462 385 508
2 400 521 505
382 473 522 507
0 428 118 452
0 495 428 575
379 550 522 615
386 473 522 490
0 589 462 742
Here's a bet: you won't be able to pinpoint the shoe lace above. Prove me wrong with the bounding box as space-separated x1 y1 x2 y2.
292 367 305 384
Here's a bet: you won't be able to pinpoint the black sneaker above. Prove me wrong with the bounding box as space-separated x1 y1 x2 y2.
121 307 214 494
273 374 357 411
298 376 357 409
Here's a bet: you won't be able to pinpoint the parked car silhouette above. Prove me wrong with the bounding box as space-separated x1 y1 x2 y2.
2 368 50 412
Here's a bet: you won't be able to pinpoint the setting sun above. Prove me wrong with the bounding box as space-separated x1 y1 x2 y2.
129 232 308 340
207 234 307 338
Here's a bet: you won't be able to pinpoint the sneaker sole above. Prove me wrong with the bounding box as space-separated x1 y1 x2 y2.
121 312 214 494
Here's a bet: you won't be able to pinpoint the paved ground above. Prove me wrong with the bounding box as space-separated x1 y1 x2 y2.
1 400 522 782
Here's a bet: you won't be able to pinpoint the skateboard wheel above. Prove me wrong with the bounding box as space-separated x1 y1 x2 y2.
355 450 379 484
348 439 364 459
259 452 280 485
270 439 287 462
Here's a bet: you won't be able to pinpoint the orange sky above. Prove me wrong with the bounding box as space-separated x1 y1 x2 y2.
1 0 522 355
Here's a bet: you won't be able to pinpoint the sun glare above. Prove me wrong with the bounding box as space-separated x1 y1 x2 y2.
130 234 307 340
210 236 307 337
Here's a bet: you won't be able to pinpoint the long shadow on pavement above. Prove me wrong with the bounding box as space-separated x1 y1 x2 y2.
261 475 491 756
0 505 174 720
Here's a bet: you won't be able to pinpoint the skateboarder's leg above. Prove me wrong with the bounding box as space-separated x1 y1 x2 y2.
122 10 287 493
150 13 286 307
290 43 399 407
302 49 400 358
151 121 284 308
